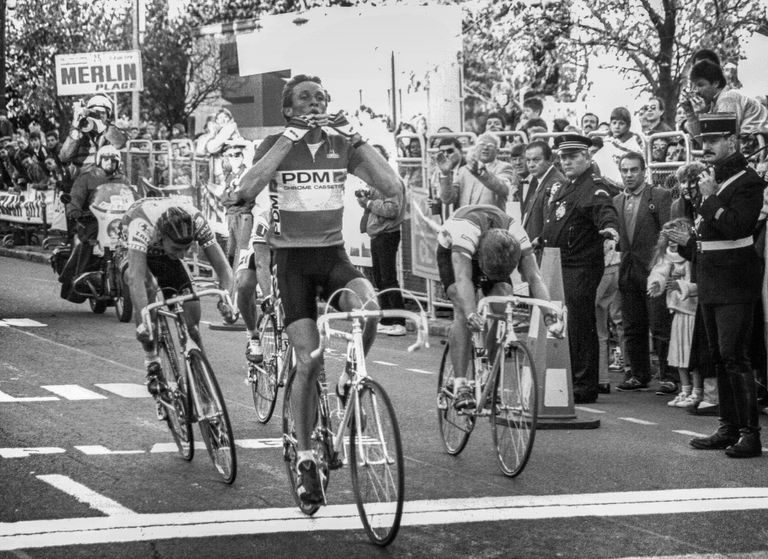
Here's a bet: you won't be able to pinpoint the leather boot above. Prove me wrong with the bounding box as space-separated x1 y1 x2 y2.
725 370 762 458
690 423 739 450
725 429 762 458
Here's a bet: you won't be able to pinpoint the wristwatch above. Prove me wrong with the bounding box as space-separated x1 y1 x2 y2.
352 138 367 149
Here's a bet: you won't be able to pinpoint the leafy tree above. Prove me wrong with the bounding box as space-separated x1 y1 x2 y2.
462 0 767 125
5 0 131 130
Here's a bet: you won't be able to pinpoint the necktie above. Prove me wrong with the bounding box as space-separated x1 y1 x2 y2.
526 176 539 205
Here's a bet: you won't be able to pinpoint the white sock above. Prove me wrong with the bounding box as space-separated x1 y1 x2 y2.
144 354 159 367
692 387 703 398
680 384 692 396
297 450 314 463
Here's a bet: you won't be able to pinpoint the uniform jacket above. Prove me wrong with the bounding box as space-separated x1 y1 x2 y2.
540 168 620 267
679 152 764 304
613 185 671 287
522 165 567 241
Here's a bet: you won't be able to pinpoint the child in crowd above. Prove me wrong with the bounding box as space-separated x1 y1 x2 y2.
647 218 702 407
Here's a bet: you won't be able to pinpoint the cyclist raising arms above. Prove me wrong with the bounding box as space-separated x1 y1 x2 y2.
437 204 562 410
123 198 235 410
236 74 401 505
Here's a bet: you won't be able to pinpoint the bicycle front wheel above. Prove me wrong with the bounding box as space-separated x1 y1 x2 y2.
349 378 404 547
188 349 237 484
436 342 475 455
282 370 330 516
491 341 538 477
251 313 280 423
157 315 193 461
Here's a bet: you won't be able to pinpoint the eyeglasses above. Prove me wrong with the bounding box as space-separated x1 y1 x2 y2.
477 142 497 149
225 153 243 159
439 148 456 155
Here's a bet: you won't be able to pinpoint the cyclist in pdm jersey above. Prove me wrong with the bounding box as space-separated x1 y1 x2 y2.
123 198 235 410
236 74 402 505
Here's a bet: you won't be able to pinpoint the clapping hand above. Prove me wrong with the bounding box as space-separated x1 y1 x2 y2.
435 151 456 174
647 281 663 297
666 278 681 293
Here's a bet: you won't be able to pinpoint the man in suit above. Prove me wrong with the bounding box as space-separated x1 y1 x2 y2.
522 140 567 244
612 152 674 392
674 113 764 458
540 135 620 403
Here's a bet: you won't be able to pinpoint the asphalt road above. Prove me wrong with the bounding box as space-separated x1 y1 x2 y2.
1 256 768 559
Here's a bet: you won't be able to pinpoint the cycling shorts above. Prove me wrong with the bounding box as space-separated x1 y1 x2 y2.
274 246 364 327
147 254 194 297
236 243 270 274
436 245 497 296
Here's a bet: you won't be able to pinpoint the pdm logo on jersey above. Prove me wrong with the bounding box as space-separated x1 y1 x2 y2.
277 168 348 212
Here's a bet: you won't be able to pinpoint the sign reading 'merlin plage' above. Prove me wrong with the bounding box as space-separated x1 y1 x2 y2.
55 50 143 96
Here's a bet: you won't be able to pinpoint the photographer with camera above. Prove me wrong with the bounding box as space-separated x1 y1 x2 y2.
357 144 408 336
59 94 127 178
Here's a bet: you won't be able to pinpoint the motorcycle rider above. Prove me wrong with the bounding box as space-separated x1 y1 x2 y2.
58 145 132 302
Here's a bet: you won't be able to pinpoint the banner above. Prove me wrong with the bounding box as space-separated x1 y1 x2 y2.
55 50 143 96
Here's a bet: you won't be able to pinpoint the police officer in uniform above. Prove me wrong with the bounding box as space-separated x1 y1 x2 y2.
540 135 620 403
671 113 764 458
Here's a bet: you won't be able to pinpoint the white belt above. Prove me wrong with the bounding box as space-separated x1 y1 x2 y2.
697 236 753 252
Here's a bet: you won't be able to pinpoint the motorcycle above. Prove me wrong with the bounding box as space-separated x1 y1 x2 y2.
51 180 137 322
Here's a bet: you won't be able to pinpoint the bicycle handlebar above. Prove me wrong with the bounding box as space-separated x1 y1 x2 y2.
139 288 234 341
476 295 568 336
310 308 430 359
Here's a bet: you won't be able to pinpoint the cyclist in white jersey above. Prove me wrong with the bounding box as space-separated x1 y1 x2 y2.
123 198 235 407
437 204 562 409
236 74 402 505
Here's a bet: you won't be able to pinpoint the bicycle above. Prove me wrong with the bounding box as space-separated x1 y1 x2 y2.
281 290 429 546
140 288 238 484
246 266 293 424
436 295 565 477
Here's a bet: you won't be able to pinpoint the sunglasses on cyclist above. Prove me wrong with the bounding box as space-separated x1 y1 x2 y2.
439 147 456 155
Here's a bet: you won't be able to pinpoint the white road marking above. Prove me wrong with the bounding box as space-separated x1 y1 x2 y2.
0 447 66 459
618 417 658 426
0 390 59 403
94 383 151 399
1 488 767 550
406 368 435 375
40 385 108 401
372 360 396 366
6 329 142 374
235 438 283 449
74 446 146 456
673 430 708 437
0 319 47 327
36 474 135 517
575 406 605 414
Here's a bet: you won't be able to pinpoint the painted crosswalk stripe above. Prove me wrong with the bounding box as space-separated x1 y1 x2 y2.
0 318 47 327
618 417 657 426
235 438 283 449
0 447 66 459
673 430 708 437
94 383 151 399
2 487 767 551
372 360 396 366
36 474 135 516
74 446 146 456
0 390 59 403
406 368 434 375
40 385 108 400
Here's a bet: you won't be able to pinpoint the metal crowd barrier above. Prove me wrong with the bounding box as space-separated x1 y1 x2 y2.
646 131 692 190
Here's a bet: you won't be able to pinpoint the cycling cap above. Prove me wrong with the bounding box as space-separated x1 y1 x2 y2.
158 207 194 245
478 229 521 282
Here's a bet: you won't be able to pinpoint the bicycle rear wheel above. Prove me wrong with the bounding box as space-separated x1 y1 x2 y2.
250 313 280 423
282 369 330 515
436 342 475 455
349 378 404 547
157 315 193 461
491 341 538 477
188 349 237 484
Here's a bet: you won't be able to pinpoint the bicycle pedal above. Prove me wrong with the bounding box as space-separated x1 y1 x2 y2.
328 452 344 470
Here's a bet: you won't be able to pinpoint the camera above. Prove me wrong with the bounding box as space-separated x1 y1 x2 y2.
78 116 100 133
354 188 370 198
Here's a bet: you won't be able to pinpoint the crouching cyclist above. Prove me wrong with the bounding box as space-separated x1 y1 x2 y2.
437 204 563 410
122 198 235 413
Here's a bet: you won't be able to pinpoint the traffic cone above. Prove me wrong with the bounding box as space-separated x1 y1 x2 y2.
526 247 600 429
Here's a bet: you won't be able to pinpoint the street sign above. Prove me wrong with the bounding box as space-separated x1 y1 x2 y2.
54 50 143 96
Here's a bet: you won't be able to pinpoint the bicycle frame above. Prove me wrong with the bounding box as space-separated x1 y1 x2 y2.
311 308 429 465
142 288 234 419
466 296 567 416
